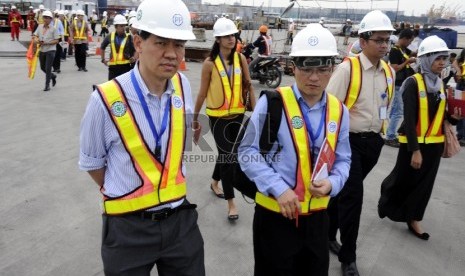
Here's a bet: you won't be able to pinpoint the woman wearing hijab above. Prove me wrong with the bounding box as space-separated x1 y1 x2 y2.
378 36 461 240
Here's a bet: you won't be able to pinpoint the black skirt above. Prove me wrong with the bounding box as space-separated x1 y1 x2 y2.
378 142 443 222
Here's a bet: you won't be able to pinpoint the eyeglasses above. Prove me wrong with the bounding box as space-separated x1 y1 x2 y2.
367 38 391 46
296 66 333 76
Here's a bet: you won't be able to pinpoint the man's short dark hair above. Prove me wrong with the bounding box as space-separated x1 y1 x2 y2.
399 29 414 40
450 52 457 58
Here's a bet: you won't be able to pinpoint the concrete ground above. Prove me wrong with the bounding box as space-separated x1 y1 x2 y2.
0 30 465 276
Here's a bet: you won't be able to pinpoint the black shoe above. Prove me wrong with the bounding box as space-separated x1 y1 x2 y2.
407 223 429 240
43 86 50 91
51 76 57 87
82 68 88 72
341 262 359 276
55 69 61 74
210 184 224 198
228 213 239 221
78 68 82 71
459 139 465 147
329 240 341 255
384 138 400 148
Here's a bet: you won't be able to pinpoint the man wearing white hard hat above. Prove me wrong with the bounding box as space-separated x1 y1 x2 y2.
8 5 22 41
343 19 352 46
51 11 65 74
70 10 90 71
79 0 205 275
326 10 396 276
99 11 108 37
35 4 45 28
27 6 35 35
100 14 136 80
239 23 351 275
33 10 60 91
90 10 98 36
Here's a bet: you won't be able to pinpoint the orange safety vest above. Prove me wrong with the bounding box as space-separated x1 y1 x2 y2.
96 74 187 215
74 20 86 40
205 52 245 117
343 56 394 110
108 32 130 65
398 73 446 144
255 87 343 214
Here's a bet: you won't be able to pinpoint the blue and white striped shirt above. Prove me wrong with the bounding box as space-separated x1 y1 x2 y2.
79 64 193 211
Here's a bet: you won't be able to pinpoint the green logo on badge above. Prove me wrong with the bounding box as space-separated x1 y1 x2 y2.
111 101 127 117
419 91 426 98
291 116 304 129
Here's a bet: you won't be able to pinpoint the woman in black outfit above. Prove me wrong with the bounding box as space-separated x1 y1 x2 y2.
378 36 461 240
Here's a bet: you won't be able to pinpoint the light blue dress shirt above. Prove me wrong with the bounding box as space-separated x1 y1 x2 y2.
238 83 351 198
79 64 193 210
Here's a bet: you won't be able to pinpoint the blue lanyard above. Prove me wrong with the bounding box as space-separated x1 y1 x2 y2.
131 70 170 159
301 101 326 159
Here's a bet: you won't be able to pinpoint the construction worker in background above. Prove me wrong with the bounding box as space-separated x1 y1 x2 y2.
100 14 136 80
27 6 35 35
238 23 351 276
67 10 76 56
277 17 282 31
286 18 295 45
51 11 64 74
34 5 45 33
128 17 138 36
100 11 108 38
248 24 272 77
90 10 98 36
70 10 90 72
60 10 70 60
326 10 395 276
8 6 23 41
385 29 416 148
33 10 60 91
79 0 205 274
126 10 137 34
343 19 352 46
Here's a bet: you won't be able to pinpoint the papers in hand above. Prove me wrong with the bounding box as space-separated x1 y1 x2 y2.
311 138 335 182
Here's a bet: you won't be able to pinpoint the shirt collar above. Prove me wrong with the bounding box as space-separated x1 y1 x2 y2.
133 62 175 97
292 83 327 110
359 52 384 72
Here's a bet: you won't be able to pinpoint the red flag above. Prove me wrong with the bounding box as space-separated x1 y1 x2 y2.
27 40 39 79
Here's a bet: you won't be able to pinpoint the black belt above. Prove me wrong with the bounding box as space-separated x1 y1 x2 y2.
350 132 379 138
130 203 197 221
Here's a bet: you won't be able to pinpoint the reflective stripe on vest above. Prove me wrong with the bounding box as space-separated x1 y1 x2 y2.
398 73 446 144
392 46 410 68
461 64 465 78
74 20 86 39
108 32 130 65
97 74 187 215
344 56 394 110
255 87 343 214
101 18 107 28
206 52 245 117
63 19 69 36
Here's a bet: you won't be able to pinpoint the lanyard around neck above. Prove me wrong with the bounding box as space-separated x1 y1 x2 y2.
131 70 170 159
300 96 326 159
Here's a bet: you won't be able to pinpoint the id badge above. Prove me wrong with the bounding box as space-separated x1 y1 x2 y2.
379 106 387 120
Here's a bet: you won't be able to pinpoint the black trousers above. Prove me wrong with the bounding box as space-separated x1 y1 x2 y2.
39 50 56 88
53 40 62 71
327 133 384 263
74 43 87 69
101 200 205 276
254 205 329 276
91 23 97 36
208 115 244 200
108 64 132 80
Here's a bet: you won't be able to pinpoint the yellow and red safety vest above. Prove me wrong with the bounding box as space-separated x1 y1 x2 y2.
206 52 245 117
398 73 446 144
343 56 394 110
108 32 130 66
96 73 187 215
255 87 343 214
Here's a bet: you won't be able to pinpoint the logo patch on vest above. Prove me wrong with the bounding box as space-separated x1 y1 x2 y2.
387 77 392 85
419 91 426 98
234 67 241 74
111 101 127 117
172 95 183 109
220 70 227 77
440 93 445 100
328 121 337 133
291 116 304 129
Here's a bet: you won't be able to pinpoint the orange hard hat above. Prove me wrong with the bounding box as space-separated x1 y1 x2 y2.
259 25 268 33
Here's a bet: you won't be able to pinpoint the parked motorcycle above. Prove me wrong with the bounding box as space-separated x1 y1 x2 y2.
242 44 283 89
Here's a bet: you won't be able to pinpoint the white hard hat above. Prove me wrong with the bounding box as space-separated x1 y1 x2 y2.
132 0 195 40
42 10 53 18
29 6 33 9
213 17 238 37
64 10 69 15
389 34 398 45
319 20 324 24
113 14 127 25
129 10 137 18
102 11 107 16
70 10 76 15
290 23 338 57
58 10 65 16
235 16 241 20
77 10 85 16
54 9 59 14
417 35 449 57
11 6 17 9
39 4 44 10
358 10 395 34
128 17 137 27
289 18 294 23
346 19 351 22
